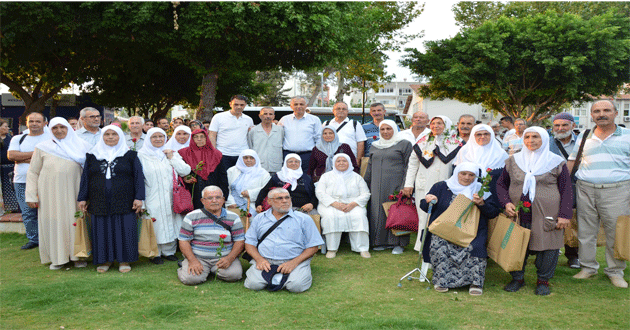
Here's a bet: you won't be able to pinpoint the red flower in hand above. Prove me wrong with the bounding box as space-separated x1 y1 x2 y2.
73 222 77 227
132 138 138 143
372 136 377 140
247 213 252 217
523 201 531 208
219 234 227 239
388 194 395 200
486 168 492 173
151 217 156 222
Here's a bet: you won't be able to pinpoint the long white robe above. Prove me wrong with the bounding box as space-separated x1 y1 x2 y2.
226 166 270 216
138 153 190 244
315 171 371 235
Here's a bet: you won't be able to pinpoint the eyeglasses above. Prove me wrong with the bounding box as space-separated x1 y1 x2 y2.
202 196 224 201
86 115 101 119
271 196 291 201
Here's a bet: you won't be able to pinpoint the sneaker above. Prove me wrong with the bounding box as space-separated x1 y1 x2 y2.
608 275 628 288
535 280 551 296
326 251 337 259
573 269 597 279
392 246 404 255
373 246 387 251
74 261 88 268
504 279 525 292
49 264 64 270
568 258 581 269
21 242 38 250
360 251 371 258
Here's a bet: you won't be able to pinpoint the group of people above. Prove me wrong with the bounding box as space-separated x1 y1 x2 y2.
4 95 627 294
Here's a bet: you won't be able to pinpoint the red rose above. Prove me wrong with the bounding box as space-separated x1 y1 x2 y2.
523 202 531 208
151 217 156 222
132 138 137 142
247 213 252 217
73 222 77 227
219 234 227 239
388 194 395 200
372 136 377 140
486 168 492 173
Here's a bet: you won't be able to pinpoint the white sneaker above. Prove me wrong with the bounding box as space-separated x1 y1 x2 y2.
608 275 628 288
49 264 63 270
392 246 404 255
326 251 337 259
360 251 371 258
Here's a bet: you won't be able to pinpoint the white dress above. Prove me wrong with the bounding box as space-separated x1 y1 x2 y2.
226 166 271 216
138 153 190 245
316 171 371 236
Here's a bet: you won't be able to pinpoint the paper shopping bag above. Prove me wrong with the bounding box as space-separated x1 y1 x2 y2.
614 215 630 261
74 214 91 258
428 194 480 248
138 216 159 258
487 214 531 272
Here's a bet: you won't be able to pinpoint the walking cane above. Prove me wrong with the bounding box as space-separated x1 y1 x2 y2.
397 199 436 288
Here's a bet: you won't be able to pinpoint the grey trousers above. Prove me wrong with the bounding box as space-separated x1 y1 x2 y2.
244 258 313 293
158 241 177 257
510 249 559 281
576 180 629 277
177 257 243 285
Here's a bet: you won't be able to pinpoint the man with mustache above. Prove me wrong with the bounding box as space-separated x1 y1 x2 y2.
568 100 630 288
457 114 476 143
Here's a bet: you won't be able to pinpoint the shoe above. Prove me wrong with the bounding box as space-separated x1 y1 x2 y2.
360 251 371 258
535 280 551 296
119 263 131 273
164 255 178 262
373 246 387 251
96 263 111 273
74 261 87 268
608 275 628 288
469 285 483 296
177 259 183 268
49 264 64 270
21 242 38 250
392 246 404 255
568 258 581 269
434 285 448 293
504 279 525 292
573 269 597 279
326 251 337 259
150 257 164 265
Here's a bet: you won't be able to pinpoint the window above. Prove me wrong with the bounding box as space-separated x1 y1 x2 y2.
623 102 629 117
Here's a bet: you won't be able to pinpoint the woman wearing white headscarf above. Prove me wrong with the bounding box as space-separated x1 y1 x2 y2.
164 125 191 152
78 124 145 273
497 126 572 295
316 153 371 258
138 127 191 264
403 116 463 255
364 120 412 254
308 126 358 182
226 149 270 217
421 162 500 295
25 117 92 270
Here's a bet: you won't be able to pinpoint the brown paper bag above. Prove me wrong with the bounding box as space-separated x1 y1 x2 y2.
428 194 480 247
138 217 159 258
74 215 91 258
310 214 321 233
360 157 370 178
614 215 630 261
487 214 531 272
564 209 608 248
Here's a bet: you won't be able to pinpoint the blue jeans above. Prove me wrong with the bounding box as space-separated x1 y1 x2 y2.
14 183 38 244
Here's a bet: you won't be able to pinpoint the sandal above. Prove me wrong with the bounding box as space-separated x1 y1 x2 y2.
469 285 483 296
119 263 131 273
434 285 449 293
97 263 112 273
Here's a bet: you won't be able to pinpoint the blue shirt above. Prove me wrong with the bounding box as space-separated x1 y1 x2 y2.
548 132 576 160
362 122 380 155
278 113 322 152
245 209 324 261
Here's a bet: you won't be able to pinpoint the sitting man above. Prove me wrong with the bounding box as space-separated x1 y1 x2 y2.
177 186 245 285
244 188 324 293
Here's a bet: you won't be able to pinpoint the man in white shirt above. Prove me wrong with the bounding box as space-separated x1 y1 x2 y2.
247 107 284 173
75 107 102 148
7 112 52 250
503 118 527 155
500 116 515 141
209 95 254 169
125 116 146 150
322 101 367 162
278 96 322 172
399 110 430 145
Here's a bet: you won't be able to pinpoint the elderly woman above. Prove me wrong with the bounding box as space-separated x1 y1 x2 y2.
189 120 204 132
179 129 228 210
316 153 371 258
497 126 572 295
138 128 191 264
164 125 191 152
403 116 462 257
421 162 500 295
255 154 317 214
308 127 358 182
364 120 412 254
25 118 92 270
226 149 271 217
78 124 145 273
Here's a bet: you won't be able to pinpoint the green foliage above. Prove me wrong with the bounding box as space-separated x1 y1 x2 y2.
403 11 630 122
252 71 292 107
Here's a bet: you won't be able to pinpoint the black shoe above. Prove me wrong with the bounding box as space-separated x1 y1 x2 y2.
164 255 178 262
504 279 525 292
535 280 551 296
568 258 581 269
177 259 183 268
21 242 38 250
150 257 164 265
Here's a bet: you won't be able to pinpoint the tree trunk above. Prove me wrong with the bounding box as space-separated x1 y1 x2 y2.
307 80 321 107
196 72 218 121
335 72 348 102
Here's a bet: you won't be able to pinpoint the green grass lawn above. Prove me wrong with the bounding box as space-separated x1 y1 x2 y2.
1 232 628 330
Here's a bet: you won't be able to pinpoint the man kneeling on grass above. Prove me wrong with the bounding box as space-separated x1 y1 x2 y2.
244 188 324 293
177 186 245 285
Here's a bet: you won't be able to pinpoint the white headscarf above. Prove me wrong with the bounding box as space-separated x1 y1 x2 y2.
416 116 462 160
163 125 191 151
315 126 342 172
36 117 91 167
455 124 508 172
445 162 489 200
331 153 355 198
513 126 565 202
277 153 303 191
231 149 268 208
371 120 405 149
90 125 129 179
138 128 168 161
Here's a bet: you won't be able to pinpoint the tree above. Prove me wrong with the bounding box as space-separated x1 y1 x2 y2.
251 71 291 106
402 11 630 122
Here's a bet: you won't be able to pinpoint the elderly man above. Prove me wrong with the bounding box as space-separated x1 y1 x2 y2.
125 116 146 150
323 101 367 160
503 118 527 155
278 96 322 172
247 107 284 173
177 186 245 285
488 121 502 143
363 103 386 155
76 107 102 147
399 110 429 145
8 112 52 249
457 114 476 143
568 100 630 288
209 95 254 169
244 188 324 293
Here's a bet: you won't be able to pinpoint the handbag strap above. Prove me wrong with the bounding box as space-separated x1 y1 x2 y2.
554 139 569 159
201 208 232 232
570 129 590 180
256 214 290 248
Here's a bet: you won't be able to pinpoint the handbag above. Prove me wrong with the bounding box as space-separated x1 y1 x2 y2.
138 216 159 258
384 195 419 232
73 214 92 258
487 213 531 272
382 200 411 236
172 169 194 214
428 194 481 248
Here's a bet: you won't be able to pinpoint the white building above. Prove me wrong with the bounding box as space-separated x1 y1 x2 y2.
349 80 417 112
568 94 630 130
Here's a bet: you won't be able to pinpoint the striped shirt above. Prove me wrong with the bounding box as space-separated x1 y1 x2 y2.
179 208 245 259
568 126 630 184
